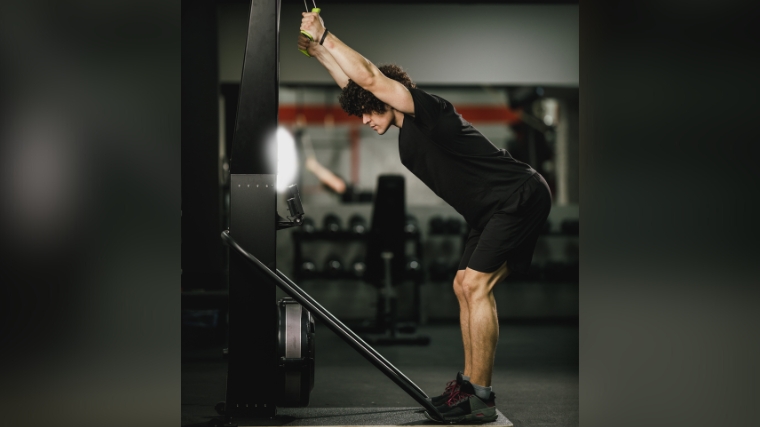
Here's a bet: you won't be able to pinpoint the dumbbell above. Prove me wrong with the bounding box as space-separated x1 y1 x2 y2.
406 257 423 281
299 258 317 277
404 215 419 235
350 256 366 278
324 255 344 276
322 213 342 233
301 217 316 233
348 214 368 235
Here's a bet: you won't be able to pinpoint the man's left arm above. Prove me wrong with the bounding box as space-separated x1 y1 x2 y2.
298 33 350 89
300 12 415 116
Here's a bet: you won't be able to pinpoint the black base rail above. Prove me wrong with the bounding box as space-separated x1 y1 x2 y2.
221 230 444 420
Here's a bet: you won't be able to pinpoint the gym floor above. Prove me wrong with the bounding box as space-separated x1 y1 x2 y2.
181 320 578 427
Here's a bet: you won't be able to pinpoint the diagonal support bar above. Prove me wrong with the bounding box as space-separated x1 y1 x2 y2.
221 230 443 419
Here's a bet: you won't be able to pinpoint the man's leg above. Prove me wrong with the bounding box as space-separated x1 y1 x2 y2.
452 270 471 376
461 261 509 387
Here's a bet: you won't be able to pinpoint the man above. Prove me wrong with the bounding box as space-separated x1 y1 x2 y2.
299 12 551 424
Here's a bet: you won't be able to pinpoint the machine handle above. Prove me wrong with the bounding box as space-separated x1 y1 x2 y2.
299 8 322 57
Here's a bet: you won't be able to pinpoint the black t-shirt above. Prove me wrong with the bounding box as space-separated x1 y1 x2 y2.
398 88 537 231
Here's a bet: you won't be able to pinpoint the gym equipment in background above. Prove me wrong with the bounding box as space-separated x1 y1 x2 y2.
300 217 316 233
404 214 419 235
278 187 306 230
348 214 368 235
362 175 429 346
292 211 422 282
323 254 344 276
322 213 342 233
405 257 423 283
350 256 366 278
299 258 317 278
276 297 315 407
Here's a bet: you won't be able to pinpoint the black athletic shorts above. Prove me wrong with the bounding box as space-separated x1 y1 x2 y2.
458 173 552 274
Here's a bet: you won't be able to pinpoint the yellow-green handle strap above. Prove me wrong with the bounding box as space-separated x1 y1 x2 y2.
299 8 322 57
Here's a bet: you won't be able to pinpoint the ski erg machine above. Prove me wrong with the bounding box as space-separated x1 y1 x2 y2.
213 0 445 425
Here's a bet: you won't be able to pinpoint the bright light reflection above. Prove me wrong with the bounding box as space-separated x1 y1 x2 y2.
276 126 297 192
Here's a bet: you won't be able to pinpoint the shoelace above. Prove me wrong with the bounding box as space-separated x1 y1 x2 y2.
445 388 473 406
442 379 458 395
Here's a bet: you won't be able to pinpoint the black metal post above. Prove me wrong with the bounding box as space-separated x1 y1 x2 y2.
224 0 281 419
181 0 222 291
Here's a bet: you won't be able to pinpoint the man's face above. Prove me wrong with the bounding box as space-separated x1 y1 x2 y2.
361 108 394 135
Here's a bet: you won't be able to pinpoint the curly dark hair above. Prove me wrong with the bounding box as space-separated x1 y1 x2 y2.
338 64 416 117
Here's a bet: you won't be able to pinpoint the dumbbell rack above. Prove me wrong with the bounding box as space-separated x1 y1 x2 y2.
291 229 425 326
291 229 423 281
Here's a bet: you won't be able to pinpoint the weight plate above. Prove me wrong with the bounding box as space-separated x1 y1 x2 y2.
276 298 315 407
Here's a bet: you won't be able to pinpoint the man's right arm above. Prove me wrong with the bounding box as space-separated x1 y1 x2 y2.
298 34 349 89
299 13 414 116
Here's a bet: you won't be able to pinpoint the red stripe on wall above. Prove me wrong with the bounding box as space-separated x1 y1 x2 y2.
278 105 521 125
455 106 522 124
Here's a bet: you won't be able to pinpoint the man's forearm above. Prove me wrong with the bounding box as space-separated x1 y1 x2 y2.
312 46 350 89
320 32 380 90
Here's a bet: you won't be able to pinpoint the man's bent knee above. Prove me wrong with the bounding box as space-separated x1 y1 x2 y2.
453 270 466 298
461 276 492 301
461 263 509 299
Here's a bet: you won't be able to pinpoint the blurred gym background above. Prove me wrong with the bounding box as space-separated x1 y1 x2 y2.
182 1 578 425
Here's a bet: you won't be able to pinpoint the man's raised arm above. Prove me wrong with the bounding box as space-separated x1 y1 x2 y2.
300 12 414 115
298 33 349 89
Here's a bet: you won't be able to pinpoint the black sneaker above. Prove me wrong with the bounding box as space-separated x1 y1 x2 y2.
430 380 497 424
430 372 466 406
